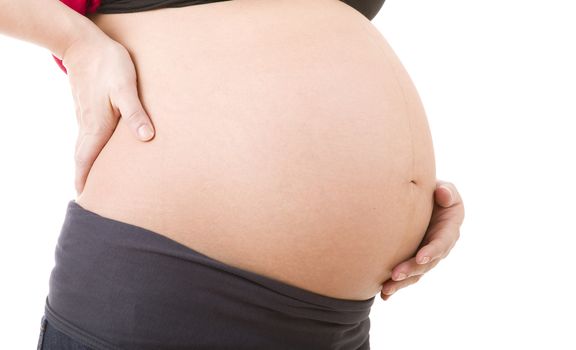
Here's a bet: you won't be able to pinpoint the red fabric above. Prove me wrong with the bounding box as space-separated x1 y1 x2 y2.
52 0 101 74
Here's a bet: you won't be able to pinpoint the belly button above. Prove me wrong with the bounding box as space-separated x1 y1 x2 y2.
410 180 417 185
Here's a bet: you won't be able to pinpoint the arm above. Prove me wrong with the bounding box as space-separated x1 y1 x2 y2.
0 0 103 60
0 0 156 196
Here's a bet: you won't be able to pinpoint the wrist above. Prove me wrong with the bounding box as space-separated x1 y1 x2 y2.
60 25 115 73
52 13 109 61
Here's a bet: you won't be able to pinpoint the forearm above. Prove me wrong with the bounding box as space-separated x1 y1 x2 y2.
0 0 105 59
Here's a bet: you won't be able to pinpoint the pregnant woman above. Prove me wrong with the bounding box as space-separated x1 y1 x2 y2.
1 0 465 349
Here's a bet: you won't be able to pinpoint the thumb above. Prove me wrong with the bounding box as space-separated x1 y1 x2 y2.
435 182 454 207
113 83 155 141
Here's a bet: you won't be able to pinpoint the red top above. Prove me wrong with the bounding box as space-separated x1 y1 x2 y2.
53 0 101 74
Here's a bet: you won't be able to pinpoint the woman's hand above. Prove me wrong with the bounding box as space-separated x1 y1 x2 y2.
380 180 465 300
61 32 155 196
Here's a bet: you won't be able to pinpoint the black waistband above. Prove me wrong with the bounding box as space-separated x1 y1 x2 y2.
44 200 375 349
95 0 385 21
96 0 233 14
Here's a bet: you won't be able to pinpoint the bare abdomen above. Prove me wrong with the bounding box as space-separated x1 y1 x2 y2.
78 0 436 300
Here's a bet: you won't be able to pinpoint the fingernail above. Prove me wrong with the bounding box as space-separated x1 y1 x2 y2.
419 256 431 264
441 185 453 202
382 288 395 295
395 273 406 281
138 125 154 140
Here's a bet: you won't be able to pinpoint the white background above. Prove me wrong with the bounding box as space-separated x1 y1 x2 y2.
1 0 574 349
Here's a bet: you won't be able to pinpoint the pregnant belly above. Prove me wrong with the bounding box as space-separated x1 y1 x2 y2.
78 0 436 300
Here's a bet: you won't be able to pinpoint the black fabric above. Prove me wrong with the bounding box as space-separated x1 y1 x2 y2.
339 0 385 21
95 0 233 14
44 200 375 350
95 0 385 21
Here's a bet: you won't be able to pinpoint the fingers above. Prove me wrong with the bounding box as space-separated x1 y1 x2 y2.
414 215 461 267
380 257 440 300
71 89 116 196
415 222 461 264
418 180 464 258
74 128 113 195
391 256 441 282
435 180 465 218
380 274 424 300
111 81 155 141
378 181 465 301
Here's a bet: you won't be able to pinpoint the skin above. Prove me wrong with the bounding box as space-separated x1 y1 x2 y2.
62 34 465 301
380 180 465 300
62 34 156 195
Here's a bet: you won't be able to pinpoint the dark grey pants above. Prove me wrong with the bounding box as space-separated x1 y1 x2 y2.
41 200 375 350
